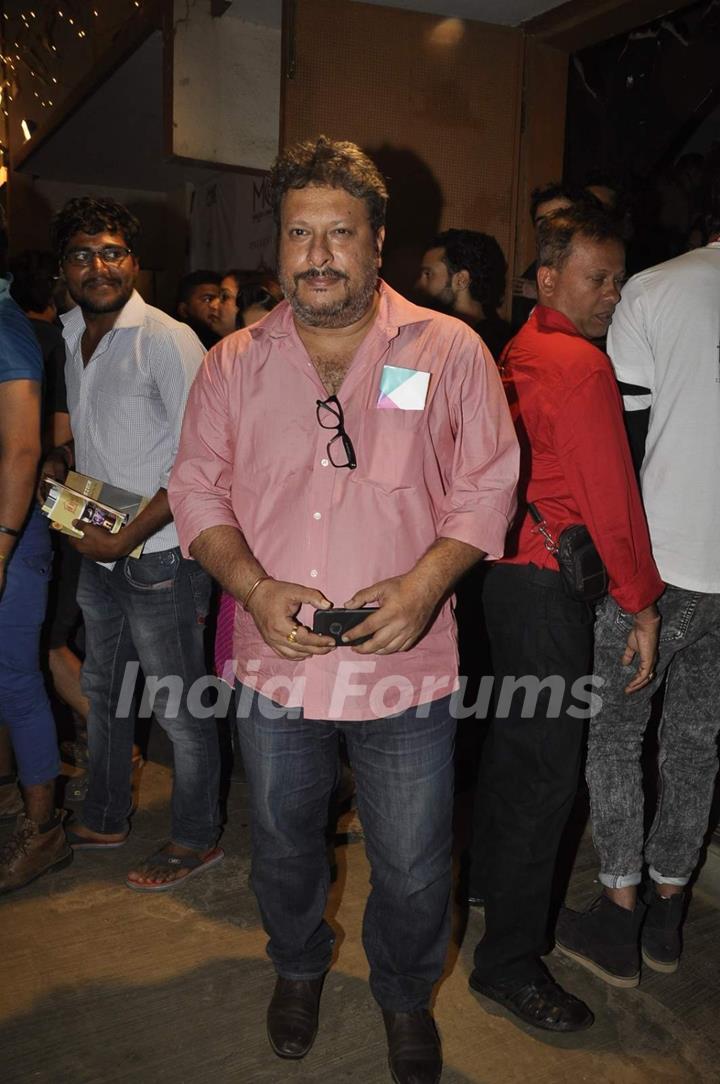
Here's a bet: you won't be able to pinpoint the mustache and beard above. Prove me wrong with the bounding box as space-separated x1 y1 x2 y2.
68 272 135 315
279 259 379 329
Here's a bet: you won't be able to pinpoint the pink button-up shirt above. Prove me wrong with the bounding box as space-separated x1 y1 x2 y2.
169 282 518 720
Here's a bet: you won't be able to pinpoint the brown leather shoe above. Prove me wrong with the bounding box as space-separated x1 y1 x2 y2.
382 1009 442 1084
266 975 325 1059
0 812 72 895
0 778 24 823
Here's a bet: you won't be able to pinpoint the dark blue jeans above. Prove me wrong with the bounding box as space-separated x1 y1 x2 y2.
235 688 456 1012
0 509 59 786
77 550 220 849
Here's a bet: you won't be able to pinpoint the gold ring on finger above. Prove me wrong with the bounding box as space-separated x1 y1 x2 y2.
287 625 299 644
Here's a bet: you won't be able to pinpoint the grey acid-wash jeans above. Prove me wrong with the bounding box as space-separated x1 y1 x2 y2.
587 585 720 889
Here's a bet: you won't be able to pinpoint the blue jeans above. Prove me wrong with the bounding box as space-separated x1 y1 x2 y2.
77 550 220 849
0 509 59 786
235 688 456 1012
588 586 720 888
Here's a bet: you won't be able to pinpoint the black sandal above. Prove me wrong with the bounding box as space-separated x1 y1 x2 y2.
125 846 225 892
469 971 594 1032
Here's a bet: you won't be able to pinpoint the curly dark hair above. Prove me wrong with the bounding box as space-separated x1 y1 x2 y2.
269 136 388 233
537 207 623 270
432 228 507 308
50 196 141 259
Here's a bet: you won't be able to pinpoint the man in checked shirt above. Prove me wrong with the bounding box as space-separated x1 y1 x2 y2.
42 197 221 893
169 137 519 1084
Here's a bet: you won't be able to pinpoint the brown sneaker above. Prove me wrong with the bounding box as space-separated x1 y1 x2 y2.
0 778 24 823
0 812 73 895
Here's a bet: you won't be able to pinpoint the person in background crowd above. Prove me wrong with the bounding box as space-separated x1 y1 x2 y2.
511 181 590 328
176 269 222 349
556 217 720 988
236 280 281 329
42 196 222 892
216 268 245 338
416 228 512 358
170 136 519 1084
583 170 621 216
8 250 89 774
9 250 68 446
213 281 282 680
216 271 283 338
468 207 662 1033
0 215 71 894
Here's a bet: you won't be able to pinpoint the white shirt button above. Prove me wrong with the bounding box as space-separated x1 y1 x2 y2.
310 569 318 578
321 458 329 467
313 512 322 520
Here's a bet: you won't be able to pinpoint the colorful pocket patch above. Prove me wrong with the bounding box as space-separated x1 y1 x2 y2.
377 365 431 410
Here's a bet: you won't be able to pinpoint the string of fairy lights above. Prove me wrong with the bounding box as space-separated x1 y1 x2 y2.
0 1 143 143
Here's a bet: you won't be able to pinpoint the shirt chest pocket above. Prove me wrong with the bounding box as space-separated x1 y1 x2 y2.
89 389 161 446
352 410 424 493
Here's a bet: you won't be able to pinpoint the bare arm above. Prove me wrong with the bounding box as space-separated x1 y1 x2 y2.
49 410 72 450
69 488 174 562
190 523 266 602
190 524 335 660
623 603 661 694
344 536 485 654
0 379 42 590
38 437 74 498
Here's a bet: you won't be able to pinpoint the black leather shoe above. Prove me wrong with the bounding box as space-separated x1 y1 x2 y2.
266 975 325 1059
382 1009 442 1084
469 971 594 1032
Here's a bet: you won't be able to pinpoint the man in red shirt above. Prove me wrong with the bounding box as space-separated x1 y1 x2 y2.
468 208 663 1032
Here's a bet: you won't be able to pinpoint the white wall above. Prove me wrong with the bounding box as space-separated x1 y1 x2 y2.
172 0 281 170
189 172 275 272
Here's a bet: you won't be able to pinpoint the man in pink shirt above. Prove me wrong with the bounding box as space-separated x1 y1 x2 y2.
169 137 518 1084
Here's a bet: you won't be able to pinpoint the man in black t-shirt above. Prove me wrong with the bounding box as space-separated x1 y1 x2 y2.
416 228 512 359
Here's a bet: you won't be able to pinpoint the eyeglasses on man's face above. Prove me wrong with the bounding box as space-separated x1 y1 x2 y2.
316 394 357 470
63 245 133 267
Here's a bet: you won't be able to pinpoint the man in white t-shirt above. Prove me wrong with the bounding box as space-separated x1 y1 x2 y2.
555 223 720 989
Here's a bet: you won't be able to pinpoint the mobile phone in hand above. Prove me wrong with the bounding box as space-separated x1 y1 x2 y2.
313 607 378 646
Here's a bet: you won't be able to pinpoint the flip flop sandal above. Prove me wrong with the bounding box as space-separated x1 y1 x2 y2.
66 827 129 850
125 846 225 892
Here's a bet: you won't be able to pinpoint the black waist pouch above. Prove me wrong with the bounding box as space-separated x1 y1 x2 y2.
528 504 609 604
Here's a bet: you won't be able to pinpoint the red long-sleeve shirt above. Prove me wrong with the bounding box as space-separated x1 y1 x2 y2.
500 305 663 614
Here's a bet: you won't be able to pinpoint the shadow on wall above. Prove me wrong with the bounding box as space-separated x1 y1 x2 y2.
368 145 444 299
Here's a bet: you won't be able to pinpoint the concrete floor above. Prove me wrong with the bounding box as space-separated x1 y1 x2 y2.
2 747 720 1084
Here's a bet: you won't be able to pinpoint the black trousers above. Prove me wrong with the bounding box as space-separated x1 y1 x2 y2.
471 563 594 986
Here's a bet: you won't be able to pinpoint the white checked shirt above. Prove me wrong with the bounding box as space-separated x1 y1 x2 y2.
62 289 205 558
